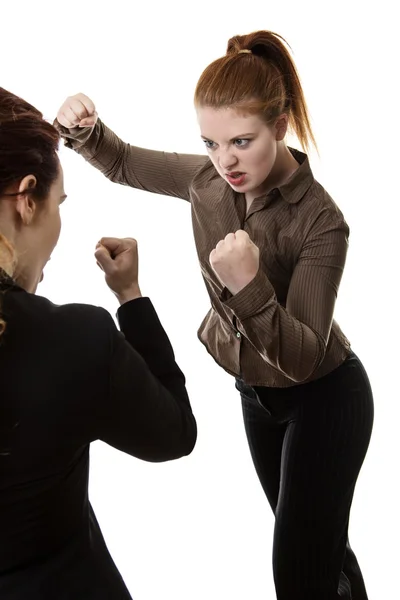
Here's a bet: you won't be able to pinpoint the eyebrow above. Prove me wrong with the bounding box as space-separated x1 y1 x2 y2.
201 132 255 141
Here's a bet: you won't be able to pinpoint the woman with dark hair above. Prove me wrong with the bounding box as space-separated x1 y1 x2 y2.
0 87 197 599
57 30 374 599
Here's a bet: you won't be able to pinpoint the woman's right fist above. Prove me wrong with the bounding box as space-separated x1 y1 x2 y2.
56 93 98 129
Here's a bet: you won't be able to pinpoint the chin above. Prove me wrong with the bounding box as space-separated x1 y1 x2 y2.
227 180 251 191
233 182 255 195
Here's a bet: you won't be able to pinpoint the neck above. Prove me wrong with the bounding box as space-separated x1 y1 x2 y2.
0 233 16 278
245 143 300 206
269 144 300 188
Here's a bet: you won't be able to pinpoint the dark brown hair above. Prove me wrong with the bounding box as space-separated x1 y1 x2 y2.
194 30 317 152
0 87 60 200
0 88 60 337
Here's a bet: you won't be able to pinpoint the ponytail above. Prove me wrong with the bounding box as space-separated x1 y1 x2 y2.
194 30 317 152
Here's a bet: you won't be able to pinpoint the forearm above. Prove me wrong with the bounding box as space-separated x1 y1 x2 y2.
101 299 197 461
117 297 190 398
54 118 208 199
222 215 348 382
224 269 326 383
55 119 130 183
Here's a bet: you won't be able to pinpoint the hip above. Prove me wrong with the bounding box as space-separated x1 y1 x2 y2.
236 351 374 425
198 307 352 387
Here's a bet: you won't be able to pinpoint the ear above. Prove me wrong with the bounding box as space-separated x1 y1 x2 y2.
15 175 37 225
274 113 289 142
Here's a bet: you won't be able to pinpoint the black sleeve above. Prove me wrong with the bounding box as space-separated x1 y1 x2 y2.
98 297 197 462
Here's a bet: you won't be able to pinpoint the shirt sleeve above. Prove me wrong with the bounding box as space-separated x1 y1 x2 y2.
98 297 197 462
54 119 208 201
222 209 349 383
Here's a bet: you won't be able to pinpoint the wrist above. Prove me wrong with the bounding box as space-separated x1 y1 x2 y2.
229 273 258 296
115 286 142 305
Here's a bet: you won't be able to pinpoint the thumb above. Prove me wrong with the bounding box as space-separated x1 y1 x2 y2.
79 112 98 128
94 243 114 272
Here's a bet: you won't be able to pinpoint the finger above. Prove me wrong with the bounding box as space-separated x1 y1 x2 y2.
94 245 115 272
75 93 96 116
97 237 123 255
224 232 236 247
72 99 90 120
79 111 98 127
95 259 105 272
66 101 88 123
78 119 96 128
98 237 137 259
209 248 217 264
235 230 249 240
60 106 82 127
57 112 76 128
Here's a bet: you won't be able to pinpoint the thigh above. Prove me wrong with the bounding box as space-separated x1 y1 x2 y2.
278 354 374 516
240 385 286 514
342 538 369 600
273 355 374 595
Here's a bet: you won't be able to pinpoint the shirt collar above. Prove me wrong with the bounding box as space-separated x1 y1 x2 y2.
277 147 314 204
0 269 19 290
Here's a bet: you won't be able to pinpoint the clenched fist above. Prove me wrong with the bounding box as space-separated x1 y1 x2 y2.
209 230 259 295
95 237 142 304
57 93 98 129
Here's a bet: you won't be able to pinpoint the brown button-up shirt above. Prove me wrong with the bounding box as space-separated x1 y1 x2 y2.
57 120 351 387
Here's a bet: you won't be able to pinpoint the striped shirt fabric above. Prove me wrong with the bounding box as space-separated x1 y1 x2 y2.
57 120 351 387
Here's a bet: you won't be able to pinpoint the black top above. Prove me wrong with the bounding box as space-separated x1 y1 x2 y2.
0 273 196 599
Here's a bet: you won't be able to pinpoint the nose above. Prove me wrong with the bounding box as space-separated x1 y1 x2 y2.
218 149 238 172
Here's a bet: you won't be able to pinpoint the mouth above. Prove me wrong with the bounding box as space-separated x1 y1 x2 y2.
225 172 246 186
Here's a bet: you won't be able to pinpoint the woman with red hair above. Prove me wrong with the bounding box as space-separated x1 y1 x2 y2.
57 30 374 599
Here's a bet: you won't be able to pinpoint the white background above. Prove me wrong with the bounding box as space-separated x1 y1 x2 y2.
2 1 398 597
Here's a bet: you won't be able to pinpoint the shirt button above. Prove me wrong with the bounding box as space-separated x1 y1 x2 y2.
236 332 241 339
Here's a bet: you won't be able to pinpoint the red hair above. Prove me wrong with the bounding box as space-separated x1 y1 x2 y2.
194 30 317 152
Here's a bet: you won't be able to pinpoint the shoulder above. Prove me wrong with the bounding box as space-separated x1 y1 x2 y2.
38 294 115 341
2 289 117 355
300 180 349 236
190 157 220 190
23 291 111 323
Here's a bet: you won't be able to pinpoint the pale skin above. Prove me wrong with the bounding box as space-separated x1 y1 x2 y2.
0 171 65 293
57 94 301 296
197 105 300 294
95 237 142 304
0 160 142 303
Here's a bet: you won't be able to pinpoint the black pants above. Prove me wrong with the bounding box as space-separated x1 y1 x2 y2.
236 351 374 600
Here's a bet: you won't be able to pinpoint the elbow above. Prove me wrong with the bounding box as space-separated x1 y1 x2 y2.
287 370 313 384
284 366 319 384
178 414 198 458
284 342 327 384
289 359 320 383
155 413 197 463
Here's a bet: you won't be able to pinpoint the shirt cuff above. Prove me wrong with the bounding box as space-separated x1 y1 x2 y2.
222 269 275 320
53 119 96 150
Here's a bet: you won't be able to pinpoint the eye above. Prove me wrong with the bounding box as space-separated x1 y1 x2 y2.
203 139 216 150
234 139 250 148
